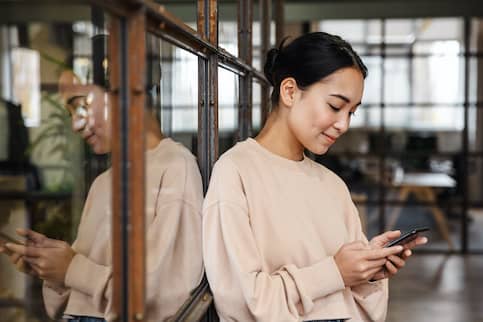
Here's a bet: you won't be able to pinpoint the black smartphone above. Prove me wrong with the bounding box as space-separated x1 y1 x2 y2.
0 231 22 246
385 227 429 248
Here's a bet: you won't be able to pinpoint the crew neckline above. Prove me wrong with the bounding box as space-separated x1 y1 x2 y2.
245 137 313 172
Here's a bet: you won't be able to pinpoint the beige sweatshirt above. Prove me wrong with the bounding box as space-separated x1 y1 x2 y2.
203 138 388 322
42 138 204 321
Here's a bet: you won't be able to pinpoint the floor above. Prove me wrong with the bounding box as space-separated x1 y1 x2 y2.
388 255 483 322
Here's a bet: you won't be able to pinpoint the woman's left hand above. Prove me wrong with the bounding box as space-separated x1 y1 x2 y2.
369 230 428 280
4 228 75 285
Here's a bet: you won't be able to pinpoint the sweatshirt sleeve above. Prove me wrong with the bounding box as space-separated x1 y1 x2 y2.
345 197 389 322
202 158 346 322
42 279 71 319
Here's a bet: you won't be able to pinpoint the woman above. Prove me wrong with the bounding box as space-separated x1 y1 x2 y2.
0 71 204 322
202 32 426 322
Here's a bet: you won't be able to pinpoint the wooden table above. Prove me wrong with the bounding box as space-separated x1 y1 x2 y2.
387 172 456 250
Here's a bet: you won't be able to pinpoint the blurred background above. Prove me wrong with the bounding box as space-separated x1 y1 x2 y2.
0 1 482 321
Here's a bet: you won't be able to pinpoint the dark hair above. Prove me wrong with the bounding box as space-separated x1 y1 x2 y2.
263 32 367 107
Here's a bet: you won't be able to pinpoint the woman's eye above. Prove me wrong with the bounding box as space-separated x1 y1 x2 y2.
349 111 356 117
328 104 340 112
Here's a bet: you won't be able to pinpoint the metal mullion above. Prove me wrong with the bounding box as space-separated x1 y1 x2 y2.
109 7 147 322
108 17 126 322
238 0 253 139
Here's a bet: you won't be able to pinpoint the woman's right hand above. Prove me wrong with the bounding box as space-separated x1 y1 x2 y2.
0 245 37 276
334 241 403 287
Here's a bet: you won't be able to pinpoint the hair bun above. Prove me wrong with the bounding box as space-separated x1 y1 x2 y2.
263 48 279 86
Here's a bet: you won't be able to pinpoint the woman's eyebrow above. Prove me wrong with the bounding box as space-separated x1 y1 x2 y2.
329 94 361 107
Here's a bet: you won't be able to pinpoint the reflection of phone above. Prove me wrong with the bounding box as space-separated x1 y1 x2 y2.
385 227 430 248
0 231 22 246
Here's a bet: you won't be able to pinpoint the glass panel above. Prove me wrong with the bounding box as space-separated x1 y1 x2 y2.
218 67 239 155
469 106 483 153
362 56 382 104
146 32 204 316
470 18 483 54
413 57 464 104
0 10 113 320
468 157 483 206
383 106 464 131
415 18 463 42
148 35 198 153
468 156 483 251
385 19 415 45
319 19 381 44
384 58 410 104
219 1 237 57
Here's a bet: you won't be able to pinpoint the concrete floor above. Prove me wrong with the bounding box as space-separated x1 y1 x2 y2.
388 255 483 322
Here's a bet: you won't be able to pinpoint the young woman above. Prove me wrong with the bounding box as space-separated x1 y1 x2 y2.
0 72 204 322
202 32 427 322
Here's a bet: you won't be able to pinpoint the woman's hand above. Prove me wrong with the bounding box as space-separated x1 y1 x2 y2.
0 244 37 276
369 230 428 281
334 241 404 287
4 229 75 285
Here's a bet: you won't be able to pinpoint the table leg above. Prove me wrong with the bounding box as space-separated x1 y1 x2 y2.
419 187 454 250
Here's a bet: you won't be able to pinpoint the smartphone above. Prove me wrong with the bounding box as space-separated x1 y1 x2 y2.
0 231 23 246
385 227 429 248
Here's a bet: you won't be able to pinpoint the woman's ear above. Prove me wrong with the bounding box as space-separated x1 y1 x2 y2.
279 77 299 108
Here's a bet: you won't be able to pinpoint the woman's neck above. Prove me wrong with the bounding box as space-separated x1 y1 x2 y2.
255 108 304 161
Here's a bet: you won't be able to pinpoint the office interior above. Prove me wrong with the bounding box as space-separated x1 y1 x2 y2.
0 0 482 321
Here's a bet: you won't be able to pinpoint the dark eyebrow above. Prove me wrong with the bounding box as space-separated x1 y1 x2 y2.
329 94 361 107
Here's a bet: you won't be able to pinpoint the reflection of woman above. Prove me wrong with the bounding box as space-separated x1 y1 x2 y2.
203 32 426 322
0 72 204 322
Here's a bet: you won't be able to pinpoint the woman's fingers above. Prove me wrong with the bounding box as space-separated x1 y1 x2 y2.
5 243 41 257
365 245 403 260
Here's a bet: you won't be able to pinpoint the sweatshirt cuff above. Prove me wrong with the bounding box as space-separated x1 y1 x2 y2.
287 256 346 303
64 253 111 297
352 278 386 299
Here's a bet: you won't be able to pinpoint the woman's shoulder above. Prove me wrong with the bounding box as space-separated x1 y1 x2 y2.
309 159 350 192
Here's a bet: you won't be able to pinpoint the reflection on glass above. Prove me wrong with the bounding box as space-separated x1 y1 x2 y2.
147 36 198 153
218 67 239 155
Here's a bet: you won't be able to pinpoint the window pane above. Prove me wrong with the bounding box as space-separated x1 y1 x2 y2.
218 67 239 155
383 106 464 131
413 57 464 104
384 58 410 104
362 56 382 104
156 40 198 152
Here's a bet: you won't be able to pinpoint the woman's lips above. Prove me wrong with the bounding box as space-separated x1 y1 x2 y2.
323 133 336 143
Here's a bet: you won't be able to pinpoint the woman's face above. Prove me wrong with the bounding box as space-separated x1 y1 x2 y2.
61 82 112 155
287 67 364 155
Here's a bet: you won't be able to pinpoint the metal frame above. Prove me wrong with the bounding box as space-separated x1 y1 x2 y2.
91 0 273 320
